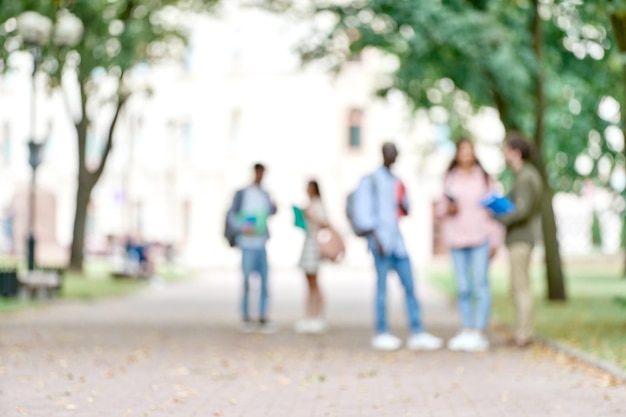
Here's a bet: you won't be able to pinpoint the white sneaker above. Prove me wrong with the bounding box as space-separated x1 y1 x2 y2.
307 319 328 334
259 322 278 335
406 332 444 351
470 334 490 352
448 330 490 352
294 319 328 334
447 330 473 351
293 319 311 334
240 321 257 334
372 333 402 351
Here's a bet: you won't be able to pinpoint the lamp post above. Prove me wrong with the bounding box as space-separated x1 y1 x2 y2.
17 10 83 270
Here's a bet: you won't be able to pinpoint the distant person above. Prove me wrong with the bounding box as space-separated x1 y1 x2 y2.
2 207 13 254
495 132 543 348
125 234 155 279
350 142 443 351
437 138 504 352
226 163 278 334
294 180 329 334
107 234 126 273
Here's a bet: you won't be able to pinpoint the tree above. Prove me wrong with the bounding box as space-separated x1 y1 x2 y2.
289 0 565 299
282 0 626 298
0 0 218 272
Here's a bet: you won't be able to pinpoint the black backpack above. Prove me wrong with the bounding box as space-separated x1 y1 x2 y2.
224 190 244 247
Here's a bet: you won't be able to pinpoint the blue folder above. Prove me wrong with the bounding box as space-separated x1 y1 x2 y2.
480 193 516 215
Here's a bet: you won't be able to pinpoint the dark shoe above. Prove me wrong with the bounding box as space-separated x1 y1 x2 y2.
515 339 533 348
505 337 533 348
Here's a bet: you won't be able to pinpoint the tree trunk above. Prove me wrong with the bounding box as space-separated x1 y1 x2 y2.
539 186 567 297
608 13 626 279
531 0 566 300
68 176 94 271
488 72 521 132
66 85 126 273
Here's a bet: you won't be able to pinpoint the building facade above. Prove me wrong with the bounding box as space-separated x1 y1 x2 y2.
1 4 620 269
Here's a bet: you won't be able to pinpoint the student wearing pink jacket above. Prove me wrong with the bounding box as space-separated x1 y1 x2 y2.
437 138 504 352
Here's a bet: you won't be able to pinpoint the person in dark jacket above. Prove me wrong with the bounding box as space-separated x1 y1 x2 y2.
495 132 543 347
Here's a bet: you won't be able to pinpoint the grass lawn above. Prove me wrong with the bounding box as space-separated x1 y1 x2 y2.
427 258 626 370
0 298 32 314
62 260 191 299
0 259 191 311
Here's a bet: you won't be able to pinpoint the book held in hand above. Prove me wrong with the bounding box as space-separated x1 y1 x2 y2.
480 193 515 215
292 206 307 230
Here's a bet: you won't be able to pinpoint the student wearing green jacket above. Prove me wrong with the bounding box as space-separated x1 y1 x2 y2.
496 132 543 347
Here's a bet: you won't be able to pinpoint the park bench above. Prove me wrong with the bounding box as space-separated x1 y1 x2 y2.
18 267 64 300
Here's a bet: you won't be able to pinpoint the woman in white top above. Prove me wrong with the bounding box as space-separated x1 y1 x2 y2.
295 180 329 334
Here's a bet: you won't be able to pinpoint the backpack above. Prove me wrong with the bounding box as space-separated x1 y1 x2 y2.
346 174 377 237
224 190 244 247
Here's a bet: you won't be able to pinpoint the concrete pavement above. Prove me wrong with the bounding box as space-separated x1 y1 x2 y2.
0 266 624 416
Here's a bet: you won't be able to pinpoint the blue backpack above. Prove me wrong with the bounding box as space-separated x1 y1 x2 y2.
346 175 377 237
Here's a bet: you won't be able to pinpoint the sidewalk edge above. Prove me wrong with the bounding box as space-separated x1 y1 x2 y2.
536 336 626 383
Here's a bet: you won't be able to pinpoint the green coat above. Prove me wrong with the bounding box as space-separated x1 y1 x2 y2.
497 163 543 246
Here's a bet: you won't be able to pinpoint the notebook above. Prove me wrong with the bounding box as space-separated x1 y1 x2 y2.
292 206 307 230
480 193 516 215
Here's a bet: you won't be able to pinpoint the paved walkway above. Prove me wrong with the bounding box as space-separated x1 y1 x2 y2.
1 267 624 416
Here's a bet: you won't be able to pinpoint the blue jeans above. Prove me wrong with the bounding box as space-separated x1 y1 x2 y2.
241 248 269 321
450 242 491 330
373 252 423 334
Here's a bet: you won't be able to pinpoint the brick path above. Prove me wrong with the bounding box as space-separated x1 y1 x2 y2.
1 266 624 416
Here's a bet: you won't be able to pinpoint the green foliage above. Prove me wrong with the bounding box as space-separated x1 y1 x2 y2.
297 0 624 195
0 0 219 156
0 1 217 84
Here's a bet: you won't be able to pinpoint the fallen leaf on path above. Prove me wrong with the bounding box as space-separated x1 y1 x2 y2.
357 370 378 379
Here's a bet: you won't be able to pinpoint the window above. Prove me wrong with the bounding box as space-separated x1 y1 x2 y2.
2 122 11 164
230 108 242 145
181 122 192 157
348 109 363 149
182 199 191 243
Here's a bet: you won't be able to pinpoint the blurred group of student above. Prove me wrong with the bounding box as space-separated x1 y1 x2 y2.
225 131 542 352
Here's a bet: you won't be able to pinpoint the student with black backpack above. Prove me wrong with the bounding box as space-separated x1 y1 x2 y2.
347 142 443 351
225 163 278 334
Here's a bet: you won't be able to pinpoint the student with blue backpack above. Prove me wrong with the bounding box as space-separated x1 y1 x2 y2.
347 142 443 351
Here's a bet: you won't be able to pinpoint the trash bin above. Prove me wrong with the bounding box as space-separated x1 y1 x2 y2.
0 267 19 297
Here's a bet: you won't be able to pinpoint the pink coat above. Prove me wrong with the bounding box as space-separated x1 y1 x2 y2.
436 166 504 250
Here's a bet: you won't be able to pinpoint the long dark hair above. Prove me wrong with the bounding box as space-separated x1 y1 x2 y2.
446 137 489 185
308 179 322 199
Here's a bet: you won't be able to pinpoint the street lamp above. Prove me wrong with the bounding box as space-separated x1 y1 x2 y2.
17 10 83 270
